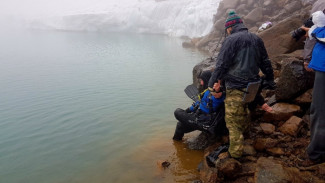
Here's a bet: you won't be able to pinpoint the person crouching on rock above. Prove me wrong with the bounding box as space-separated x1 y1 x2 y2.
173 70 226 141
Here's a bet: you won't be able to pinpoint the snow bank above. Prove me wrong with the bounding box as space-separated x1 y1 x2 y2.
28 0 221 38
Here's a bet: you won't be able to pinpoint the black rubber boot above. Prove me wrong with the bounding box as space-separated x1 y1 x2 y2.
173 122 184 141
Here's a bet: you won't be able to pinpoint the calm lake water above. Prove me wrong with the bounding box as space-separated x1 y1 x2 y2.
0 29 206 183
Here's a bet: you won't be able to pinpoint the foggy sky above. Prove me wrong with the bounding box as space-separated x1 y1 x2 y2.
0 0 134 17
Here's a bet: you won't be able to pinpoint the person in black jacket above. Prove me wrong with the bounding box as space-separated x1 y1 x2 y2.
208 11 275 159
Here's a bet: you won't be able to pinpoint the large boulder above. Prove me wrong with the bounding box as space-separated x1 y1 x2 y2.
244 7 263 24
263 103 301 122
192 57 215 86
275 59 314 101
258 13 310 59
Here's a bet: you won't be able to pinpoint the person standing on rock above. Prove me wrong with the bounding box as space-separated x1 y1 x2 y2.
300 10 325 166
207 11 275 159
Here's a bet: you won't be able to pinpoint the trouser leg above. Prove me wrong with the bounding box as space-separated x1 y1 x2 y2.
173 108 201 140
307 71 325 162
225 89 250 158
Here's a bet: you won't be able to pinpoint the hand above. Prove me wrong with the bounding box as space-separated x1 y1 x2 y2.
304 62 313 72
261 103 272 113
213 80 221 92
212 91 222 98
301 26 310 38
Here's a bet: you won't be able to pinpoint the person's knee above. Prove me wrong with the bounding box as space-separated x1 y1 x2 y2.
174 108 185 121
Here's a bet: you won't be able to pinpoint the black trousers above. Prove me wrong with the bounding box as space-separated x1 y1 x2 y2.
173 105 227 140
307 71 325 162
173 108 203 140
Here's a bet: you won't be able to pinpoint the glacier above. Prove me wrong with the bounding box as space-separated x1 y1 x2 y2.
27 0 221 38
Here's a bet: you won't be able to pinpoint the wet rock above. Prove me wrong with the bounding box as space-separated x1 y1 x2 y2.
275 60 314 101
294 89 313 104
263 103 301 122
186 132 218 150
260 123 276 135
254 138 278 151
266 147 285 156
217 158 242 179
243 145 257 156
255 157 288 183
157 160 170 169
199 162 219 183
239 162 256 177
278 116 303 136
244 7 263 24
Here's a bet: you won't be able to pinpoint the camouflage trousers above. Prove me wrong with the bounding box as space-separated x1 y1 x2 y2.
225 89 250 158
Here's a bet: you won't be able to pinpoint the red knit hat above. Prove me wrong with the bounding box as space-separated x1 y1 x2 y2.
225 11 243 29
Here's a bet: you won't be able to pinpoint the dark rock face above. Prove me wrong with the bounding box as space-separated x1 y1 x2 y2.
275 60 314 101
192 58 215 87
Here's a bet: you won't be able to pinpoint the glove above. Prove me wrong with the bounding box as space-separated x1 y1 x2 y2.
262 80 276 90
185 108 191 113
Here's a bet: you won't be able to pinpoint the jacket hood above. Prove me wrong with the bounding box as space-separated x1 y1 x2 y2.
231 23 248 34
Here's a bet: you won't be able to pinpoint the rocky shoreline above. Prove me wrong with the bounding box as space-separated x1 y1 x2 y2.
180 0 325 182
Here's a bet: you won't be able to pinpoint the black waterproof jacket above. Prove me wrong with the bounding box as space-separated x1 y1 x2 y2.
208 24 274 89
